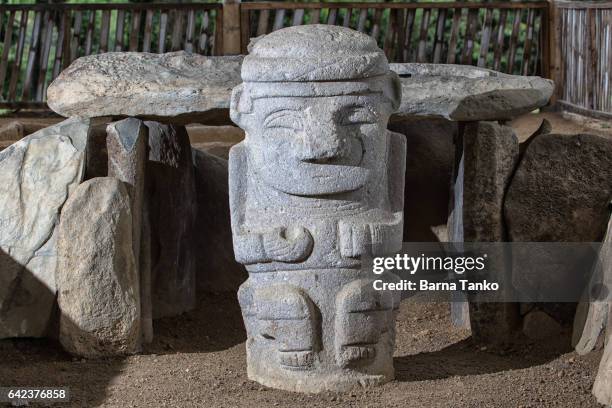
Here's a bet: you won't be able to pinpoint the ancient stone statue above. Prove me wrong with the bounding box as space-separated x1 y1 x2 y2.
229 25 405 392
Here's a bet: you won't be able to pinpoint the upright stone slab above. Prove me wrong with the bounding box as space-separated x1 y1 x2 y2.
145 122 197 318
450 121 520 339
107 118 151 342
229 25 405 392
0 118 89 338
57 177 141 357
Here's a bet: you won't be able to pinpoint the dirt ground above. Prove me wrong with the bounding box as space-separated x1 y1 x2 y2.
0 293 604 408
0 110 610 407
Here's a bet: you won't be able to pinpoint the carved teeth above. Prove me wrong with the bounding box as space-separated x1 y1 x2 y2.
279 351 315 369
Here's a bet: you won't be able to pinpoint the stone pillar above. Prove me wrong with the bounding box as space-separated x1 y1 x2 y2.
107 118 152 343
229 25 405 392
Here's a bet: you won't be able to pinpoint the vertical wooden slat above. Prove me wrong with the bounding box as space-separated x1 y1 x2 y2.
199 11 210 54
22 10 42 100
292 9 304 26
395 9 406 63
170 10 183 51
52 10 68 79
256 9 269 35
478 8 493 67
129 10 141 51
0 11 16 95
433 8 447 63
522 9 535 75
417 8 431 63
403 9 416 62
462 8 479 65
84 10 95 56
240 9 250 52
327 8 337 25
371 8 383 42
185 10 195 53
8 10 28 100
115 10 125 51
158 11 168 53
343 8 352 28
69 10 82 63
310 8 321 24
383 9 396 57
447 8 462 64
272 9 285 31
508 9 523 74
142 9 154 53
36 10 54 101
214 9 223 56
493 9 507 71
99 10 110 53
357 8 367 32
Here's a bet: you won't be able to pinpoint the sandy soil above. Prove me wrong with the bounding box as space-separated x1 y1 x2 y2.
0 292 604 408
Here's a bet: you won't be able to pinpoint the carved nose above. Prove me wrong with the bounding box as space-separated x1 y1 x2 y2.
296 124 348 162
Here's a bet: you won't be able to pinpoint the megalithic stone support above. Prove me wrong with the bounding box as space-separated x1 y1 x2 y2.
107 118 152 343
229 25 405 393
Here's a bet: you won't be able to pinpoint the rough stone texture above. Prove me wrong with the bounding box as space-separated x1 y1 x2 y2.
522 310 563 340
0 118 88 339
57 177 141 357
192 149 247 293
506 133 612 330
387 118 455 242
390 63 554 121
145 122 197 318
48 52 243 125
505 133 612 243
47 52 552 124
463 122 520 343
230 25 404 392
107 118 152 343
0 121 25 141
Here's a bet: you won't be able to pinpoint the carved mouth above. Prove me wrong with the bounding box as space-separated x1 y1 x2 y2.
339 345 377 366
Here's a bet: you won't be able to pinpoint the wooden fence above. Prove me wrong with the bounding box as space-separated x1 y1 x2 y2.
0 3 222 108
553 1 612 119
0 1 569 113
239 2 549 76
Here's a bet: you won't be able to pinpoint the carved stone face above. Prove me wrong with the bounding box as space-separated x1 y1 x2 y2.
241 93 393 196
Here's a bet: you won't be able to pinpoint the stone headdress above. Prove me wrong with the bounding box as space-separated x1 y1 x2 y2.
230 25 401 121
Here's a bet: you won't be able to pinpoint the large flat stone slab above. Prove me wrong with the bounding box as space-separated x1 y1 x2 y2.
47 53 553 124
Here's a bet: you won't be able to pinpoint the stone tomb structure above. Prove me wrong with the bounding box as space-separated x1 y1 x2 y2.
228 26 405 392
7 22 601 396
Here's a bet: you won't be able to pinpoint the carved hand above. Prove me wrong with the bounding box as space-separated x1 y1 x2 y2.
263 226 314 263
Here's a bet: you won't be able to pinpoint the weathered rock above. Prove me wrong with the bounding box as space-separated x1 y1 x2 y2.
57 177 141 357
0 118 89 338
145 122 197 318
192 149 247 293
388 118 455 242
505 133 612 242
230 25 403 392
0 121 24 141
507 134 612 331
456 121 520 339
48 52 243 125
107 118 152 343
522 310 563 340
47 53 552 124
463 121 519 242
390 63 554 121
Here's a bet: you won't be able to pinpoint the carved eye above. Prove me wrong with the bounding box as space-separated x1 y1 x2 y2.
340 105 378 126
264 110 303 130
